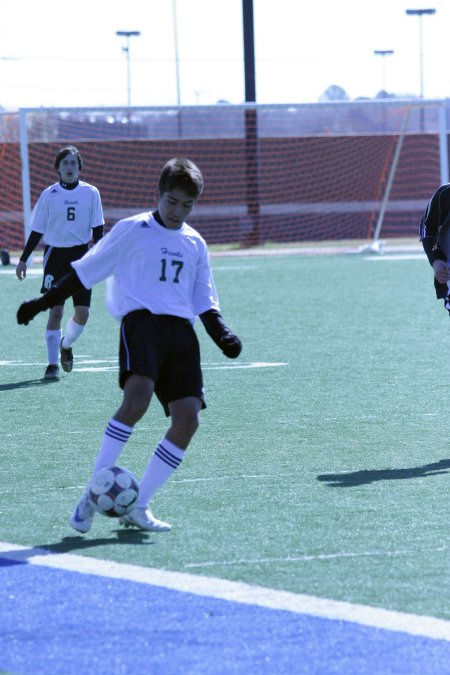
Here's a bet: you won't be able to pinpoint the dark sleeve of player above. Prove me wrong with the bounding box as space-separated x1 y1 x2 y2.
199 309 242 359
17 270 85 325
19 230 42 262
420 185 450 266
92 225 104 243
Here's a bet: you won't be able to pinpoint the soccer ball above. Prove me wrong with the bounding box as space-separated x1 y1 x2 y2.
89 466 139 518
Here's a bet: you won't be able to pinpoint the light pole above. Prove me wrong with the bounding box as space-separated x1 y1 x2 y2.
116 30 141 106
405 8 436 98
172 0 181 105
373 50 394 95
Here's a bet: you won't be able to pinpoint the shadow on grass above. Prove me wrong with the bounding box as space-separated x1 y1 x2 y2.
0 530 154 567
0 379 59 391
42 529 154 552
317 458 450 487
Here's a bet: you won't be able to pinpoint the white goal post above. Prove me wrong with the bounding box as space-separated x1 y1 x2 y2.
361 103 449 254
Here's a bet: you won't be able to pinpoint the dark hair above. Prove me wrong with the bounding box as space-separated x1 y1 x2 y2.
158 158 204 198
54 145 83 172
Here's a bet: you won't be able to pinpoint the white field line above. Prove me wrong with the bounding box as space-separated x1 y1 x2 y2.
183 546 448 569
212 265 258 271
2 263 259 276
0 356 102 366
75 367 117 372
203 362 287 370
364 254 426 261
75 362 288 373
0 265 258 276
1 541 450 642
0 268 42 275
0 360 287 371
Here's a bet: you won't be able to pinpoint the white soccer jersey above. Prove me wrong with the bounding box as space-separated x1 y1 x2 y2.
72 212 220 322
29 181 104 247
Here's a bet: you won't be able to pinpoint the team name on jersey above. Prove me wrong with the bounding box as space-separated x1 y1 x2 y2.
161 247 183 258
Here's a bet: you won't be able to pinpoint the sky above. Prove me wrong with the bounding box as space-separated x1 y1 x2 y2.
1 0 450 110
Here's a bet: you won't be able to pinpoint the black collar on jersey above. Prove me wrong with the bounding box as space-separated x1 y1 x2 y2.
152 210 167 228
60 180 79 190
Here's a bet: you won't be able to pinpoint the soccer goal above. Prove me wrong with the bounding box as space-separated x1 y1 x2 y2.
360 103 449 254
0 101 449 252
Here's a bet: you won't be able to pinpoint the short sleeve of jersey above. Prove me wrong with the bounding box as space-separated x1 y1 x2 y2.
72 218 129 288
91 186 105 226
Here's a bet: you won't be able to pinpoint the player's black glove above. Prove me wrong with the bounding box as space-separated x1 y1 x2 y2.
199 309 242 359
219 332 242 359
17 297 47 325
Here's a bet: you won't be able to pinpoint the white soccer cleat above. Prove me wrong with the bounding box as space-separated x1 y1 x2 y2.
119 507 171 532
70 489 95 533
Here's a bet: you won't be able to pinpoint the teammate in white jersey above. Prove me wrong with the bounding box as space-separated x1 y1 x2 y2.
16 145 104 380
17 158 242 533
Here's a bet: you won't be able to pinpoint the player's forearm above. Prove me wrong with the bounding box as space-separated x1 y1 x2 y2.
44 270 85 306
19 231 42 262
421 236 446 266
17 270 86 325
92 225 104 243
199 309 229 343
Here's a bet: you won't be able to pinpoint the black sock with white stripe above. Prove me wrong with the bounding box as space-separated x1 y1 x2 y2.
92 418 134 476
137 438 185 507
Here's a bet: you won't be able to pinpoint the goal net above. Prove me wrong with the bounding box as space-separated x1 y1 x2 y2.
0 101 447 253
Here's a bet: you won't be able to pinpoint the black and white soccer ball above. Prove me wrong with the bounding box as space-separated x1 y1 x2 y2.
89 466 139 518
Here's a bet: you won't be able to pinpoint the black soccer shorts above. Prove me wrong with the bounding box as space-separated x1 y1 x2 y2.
119 309 207 416
41 244 91 306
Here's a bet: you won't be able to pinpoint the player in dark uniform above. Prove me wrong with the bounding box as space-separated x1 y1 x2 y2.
17 158 242 533
420 183 450 310
16 145 104 380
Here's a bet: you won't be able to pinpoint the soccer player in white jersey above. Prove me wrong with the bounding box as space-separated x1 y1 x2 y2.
16 145 104 380
17 158 242 533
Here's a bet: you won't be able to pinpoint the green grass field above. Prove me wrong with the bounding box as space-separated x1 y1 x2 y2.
2 250 450 622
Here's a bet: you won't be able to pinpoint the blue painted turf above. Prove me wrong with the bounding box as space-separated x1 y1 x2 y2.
1 557 450 674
